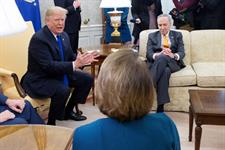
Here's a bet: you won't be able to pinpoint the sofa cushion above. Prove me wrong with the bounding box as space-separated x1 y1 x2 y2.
192 62 225 87
191 30 225 63
170 65 196 87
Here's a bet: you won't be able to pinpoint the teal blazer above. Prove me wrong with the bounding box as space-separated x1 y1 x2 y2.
73 113 180 150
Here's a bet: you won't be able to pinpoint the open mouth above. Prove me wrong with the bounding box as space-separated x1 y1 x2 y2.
57 27 63 30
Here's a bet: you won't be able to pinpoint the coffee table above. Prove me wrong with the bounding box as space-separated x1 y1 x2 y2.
0 125 74 150
188 90 225 150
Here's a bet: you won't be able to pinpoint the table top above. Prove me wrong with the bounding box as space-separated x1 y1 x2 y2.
98 43 123 56
189 90 225 115
0 125 74 150
84 43 127 57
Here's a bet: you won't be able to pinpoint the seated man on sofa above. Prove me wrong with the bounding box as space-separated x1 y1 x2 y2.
0 93 44 125
146 14 185 113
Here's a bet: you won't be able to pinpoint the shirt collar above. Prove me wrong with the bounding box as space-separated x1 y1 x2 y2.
161 31 170 37
51 31 60 40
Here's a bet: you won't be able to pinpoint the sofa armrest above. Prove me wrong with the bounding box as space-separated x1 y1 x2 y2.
0 68 26 98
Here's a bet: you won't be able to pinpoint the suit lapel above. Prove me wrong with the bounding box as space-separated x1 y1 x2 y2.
169 31 175 48
156 31 161 48
44 26 62 60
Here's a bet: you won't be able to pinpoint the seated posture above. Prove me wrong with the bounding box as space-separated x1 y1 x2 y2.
21 6 98 125
0 93 44 125
146 14 185 112
103 7 131 44
73 50 180 150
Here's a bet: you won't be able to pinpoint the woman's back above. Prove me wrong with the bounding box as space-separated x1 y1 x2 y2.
73 113 180 150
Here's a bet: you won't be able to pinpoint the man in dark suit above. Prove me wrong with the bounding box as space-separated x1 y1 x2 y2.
0 93 44 125
21 6 98 125
54 0 81 54
131 0 162 47
146 14 185 112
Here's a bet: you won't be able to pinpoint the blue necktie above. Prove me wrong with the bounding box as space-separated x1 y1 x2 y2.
56 35 69 86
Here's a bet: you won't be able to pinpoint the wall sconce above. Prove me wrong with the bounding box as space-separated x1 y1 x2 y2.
100 0 131 37
0 0 27 36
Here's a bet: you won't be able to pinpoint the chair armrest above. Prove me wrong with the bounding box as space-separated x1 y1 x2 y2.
0 68 14 76
0 68 26 98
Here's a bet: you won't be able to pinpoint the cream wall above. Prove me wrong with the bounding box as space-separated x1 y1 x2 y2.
39 0 102 26
38 0 133 48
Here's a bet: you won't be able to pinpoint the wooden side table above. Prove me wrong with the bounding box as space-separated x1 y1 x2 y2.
0 125 74 150
188 90 225 150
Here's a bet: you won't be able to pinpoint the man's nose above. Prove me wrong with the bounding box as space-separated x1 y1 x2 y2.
59 20 64 25
161 25 166 29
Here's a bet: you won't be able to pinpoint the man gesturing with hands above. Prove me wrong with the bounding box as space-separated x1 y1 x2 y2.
21 6 99 125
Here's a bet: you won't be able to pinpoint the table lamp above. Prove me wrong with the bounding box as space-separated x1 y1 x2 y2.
0 0 27 36
100 0 131 37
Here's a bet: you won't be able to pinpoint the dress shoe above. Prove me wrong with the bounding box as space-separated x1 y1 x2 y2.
64 111 87 121
76 110 83 116
156 104 164 113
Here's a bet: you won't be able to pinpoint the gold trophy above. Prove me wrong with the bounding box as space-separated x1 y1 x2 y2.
108 10 123 37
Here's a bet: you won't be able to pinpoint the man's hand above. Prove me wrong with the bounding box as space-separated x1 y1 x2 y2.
73 51 99 69
162 48 175 58
5 99 25 113
73 0 80 9
0 110 15 123
135 18 141 24
154 51 163 59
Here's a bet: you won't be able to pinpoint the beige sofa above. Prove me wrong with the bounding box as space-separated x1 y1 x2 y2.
139 29 225 112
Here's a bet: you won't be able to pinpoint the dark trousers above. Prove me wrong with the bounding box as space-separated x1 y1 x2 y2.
0 101 45 125
68 32 79 55
65 71 93 113
150 55 181 105
47 71 93 124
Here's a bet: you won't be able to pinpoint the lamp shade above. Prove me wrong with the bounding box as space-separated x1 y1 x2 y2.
0 0 27 36
100 0 131 8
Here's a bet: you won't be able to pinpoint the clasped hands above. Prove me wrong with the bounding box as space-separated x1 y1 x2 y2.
73 51 100 69
156 48 175 59
155 47 175 58
0 99 25 123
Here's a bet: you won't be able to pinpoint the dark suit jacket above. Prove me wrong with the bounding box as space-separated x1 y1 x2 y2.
21 26 76 98
194 0 225 29
54 0 81 33
131 0 162 39
146 30 185 69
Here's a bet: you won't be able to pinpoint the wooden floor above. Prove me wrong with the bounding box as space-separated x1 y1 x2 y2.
57 101 225 150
